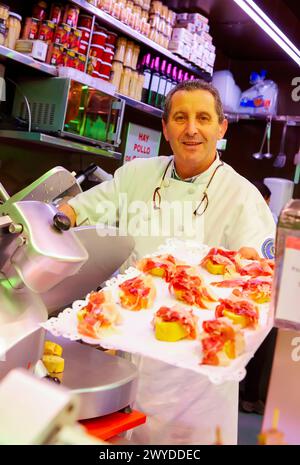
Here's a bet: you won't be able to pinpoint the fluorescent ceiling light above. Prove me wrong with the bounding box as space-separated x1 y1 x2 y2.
245 0 300 57
233 0 300 66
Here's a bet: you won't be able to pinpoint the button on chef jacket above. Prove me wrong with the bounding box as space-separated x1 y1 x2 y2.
69 155 275 445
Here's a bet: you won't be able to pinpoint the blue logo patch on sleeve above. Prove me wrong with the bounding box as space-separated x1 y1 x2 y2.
261 238 275 259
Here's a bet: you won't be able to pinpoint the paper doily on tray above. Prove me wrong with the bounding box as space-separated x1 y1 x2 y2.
42 239 272 385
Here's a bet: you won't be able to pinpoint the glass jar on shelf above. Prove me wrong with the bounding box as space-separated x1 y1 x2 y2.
0 3 9 21
123 40 134 67
0 19 7 45
32 1 48 21
119 66 132 96
4 12 21 49
110 60 123 90
131 44 140 69
114 37 127 62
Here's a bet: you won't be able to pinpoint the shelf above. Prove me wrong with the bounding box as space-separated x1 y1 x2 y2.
116 93 163 118
70 0 211 80
225 112 300 126
0 131 122 160
0 46 57 76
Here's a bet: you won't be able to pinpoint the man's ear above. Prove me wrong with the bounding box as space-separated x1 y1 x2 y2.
162 119 169 142
218 118 228 139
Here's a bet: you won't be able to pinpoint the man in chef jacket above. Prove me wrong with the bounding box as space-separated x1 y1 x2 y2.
60 80 275 444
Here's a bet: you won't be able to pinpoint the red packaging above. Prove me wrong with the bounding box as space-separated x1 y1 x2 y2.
22 17 40 40
92 71 101 78
105 31 118 47
49 3 63 24
77 27 90 42
64 49 77 68
38 20 55 43
98 60 112 79
78 14 93 30
76 53 86 72
101 47 114 64
98 72 110 81
48 43 64 65
94 23 107 34
54 23 71 46
79 40 89 55
32 1 48 21
87 56 98 75
63 4 80 28
91 31 107 47
69 28 82 52
90 44 104 59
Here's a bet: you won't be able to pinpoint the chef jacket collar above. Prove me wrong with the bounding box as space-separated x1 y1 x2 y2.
168 152 222 185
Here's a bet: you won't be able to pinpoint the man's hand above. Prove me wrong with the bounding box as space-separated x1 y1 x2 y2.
57 203 77 228
238 247 260 260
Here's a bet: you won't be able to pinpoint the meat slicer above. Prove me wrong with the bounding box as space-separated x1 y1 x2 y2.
0 166 138 420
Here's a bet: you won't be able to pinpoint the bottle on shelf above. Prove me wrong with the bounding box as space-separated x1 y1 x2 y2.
171 65 178 91
177 69 183 83
164 63 173 99
147 56 160 107
155 59 167 109
140 52 152 104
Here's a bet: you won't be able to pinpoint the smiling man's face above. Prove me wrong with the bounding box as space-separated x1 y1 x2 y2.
162 89 228 177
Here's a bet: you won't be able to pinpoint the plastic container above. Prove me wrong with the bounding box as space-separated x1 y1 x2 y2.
77 27 90 42
102 46 115 64
264 178 294 218
239 71 278 115
212 70 237 112
79 40 89 55
98 60 112 79
106 31 118 47
92 31 107 46
90 44 105 59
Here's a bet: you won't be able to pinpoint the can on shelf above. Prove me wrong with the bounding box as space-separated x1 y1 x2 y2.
54 23 71 47
64 49 77 68
62 4 80 29
75 53 86 71
78 14 93 30
48 43 65 65
91 31 107 47
38 20 55 43
90 44 105 59
32 1 48 21
69 28 82 52
22 17 40 40
49 3 63 24
77 27 90 42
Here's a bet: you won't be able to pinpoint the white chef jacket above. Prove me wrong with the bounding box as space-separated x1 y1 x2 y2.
69 155 275 445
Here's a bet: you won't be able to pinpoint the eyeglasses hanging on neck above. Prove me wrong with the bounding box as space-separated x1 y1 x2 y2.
152 160 224 216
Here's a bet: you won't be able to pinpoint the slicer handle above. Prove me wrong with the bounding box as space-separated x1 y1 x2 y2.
53 212 71 231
